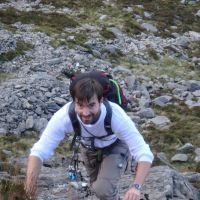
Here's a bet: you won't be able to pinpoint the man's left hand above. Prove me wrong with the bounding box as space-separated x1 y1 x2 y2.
123 187 140 200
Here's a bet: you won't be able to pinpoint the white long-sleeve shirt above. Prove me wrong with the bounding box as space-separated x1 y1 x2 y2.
30 101 154 163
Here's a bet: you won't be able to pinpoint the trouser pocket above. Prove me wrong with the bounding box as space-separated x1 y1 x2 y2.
92 153 127 200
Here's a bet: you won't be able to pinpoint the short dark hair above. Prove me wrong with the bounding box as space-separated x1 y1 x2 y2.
71 78 103 102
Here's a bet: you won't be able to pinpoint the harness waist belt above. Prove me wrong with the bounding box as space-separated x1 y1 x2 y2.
81 139 119 151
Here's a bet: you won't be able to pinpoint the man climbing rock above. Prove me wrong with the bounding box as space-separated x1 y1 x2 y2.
25 74 154 200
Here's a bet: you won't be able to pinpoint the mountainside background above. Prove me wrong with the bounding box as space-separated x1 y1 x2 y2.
0 0 200 199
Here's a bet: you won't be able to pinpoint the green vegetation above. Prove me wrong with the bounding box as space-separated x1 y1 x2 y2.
0 7 78 35
40 0 145 36
41 0 104 9
0 40 33 62
55 136 71 156
116 0 200 37
0 134 38 157
142 101 200 172
50 32 88 48
147 48 159 60
100 27 116 40
0 134 35 199
186 41 200 58
0 179 28 200
0 72 11 84
124 55 200 80
122 19 145 35
0 162 21 176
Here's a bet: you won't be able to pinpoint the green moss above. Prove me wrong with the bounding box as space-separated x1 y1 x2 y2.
144 102 200 153
67 34 87 48
0 73 11 84
186 41 200 58
100 27 116 40
0 7 78 34
0 134 38 156
0 179 28 200
55 137 71 156
122 55 200 80
0 40 33 62
143 101 200 172
41 0 104 9
122 18 145 35
116 0 200 37
50 32 88 48
147 48 159 60
0 150 7 162
0 162 21 176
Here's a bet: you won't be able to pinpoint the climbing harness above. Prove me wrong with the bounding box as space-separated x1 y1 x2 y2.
66 137 92 197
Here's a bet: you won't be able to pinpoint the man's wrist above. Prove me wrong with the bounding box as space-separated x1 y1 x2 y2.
132 183 142 191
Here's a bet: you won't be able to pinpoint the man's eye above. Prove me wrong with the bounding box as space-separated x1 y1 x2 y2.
89 103 95 108
77 104 83 108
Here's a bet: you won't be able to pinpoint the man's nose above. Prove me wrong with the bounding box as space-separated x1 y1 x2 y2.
82 107 90 115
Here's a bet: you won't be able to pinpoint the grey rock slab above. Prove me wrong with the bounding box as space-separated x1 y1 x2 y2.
34 118 48 133
149 115 171 127
171 154 188 162
25 116 34 129
0 128 7 136
138 108 155 119
152 95 172 107
53 97 67 106
177 143 195 153
141 23 158 33
195 148 200 156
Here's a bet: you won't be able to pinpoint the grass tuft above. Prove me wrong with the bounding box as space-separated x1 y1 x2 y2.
100 27 117 40
0 40 33 62
0 7 78 35
0 179 28 200
147 48 159 60
0 134 38 157
50 32 88 48
41 0 104 9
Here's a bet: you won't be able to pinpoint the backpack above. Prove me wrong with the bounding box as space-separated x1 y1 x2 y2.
67 70 128 150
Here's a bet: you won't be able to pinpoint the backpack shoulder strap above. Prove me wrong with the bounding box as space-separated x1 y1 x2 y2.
103 100 114 136
69 102 81 150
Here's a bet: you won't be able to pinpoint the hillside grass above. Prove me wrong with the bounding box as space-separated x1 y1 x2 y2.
123 55 200 80
0 133 71 199
143 99 200 172
0 7 78 35
0 40 33 63
40 0 200 37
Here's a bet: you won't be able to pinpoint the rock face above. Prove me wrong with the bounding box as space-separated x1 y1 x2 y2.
31 164 200 199
141 166 200 200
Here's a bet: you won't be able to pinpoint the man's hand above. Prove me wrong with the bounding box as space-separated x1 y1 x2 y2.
123 187 140 200
24 156 42 199
123 161 152 200
24 174 37 199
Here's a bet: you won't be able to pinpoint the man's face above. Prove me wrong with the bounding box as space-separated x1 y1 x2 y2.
75 95 102 124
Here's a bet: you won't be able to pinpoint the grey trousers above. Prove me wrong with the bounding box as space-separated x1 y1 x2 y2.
81 140 129 200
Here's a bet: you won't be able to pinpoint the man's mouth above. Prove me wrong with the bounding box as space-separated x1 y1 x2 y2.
82 115 92 121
